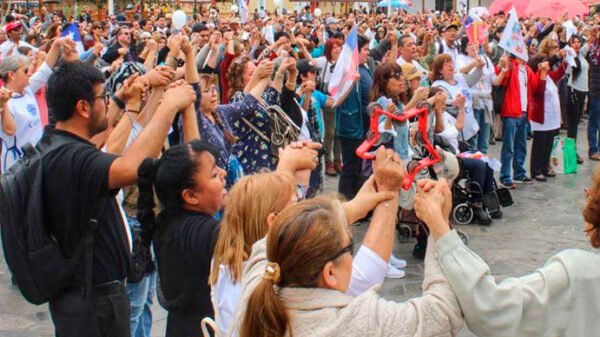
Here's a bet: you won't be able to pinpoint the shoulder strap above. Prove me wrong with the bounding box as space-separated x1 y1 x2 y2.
242 117 269 143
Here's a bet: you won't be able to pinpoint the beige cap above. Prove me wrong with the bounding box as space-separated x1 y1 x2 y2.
401 63 420 81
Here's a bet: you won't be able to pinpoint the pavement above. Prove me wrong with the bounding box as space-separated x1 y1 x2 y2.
0 123 597 337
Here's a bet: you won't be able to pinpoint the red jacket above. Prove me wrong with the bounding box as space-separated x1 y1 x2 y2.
529 64 565 125
495 59 545 119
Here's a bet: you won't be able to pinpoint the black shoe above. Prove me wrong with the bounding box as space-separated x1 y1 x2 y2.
527 133 533 140
577 154 584 165
489 138 496 145
412 243 426 260
473 207 492 226
533 174 547 182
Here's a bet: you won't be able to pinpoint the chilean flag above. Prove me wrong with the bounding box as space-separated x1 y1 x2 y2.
464 14 487 45
328 26 359 106
61 23 85 55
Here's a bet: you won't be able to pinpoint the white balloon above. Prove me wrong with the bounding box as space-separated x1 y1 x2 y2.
314 8 322 17
172 10 187 30
273 0 282 6
230 4 239 13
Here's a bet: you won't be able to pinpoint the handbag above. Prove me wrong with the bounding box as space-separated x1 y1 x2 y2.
242 104 300 157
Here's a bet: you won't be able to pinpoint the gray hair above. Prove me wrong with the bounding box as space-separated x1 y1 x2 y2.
0 54 29 82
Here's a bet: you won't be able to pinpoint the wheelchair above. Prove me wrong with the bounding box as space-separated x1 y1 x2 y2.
451 162 514 225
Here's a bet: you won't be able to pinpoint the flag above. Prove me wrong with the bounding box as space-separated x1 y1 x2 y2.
239 0 249 24
61 23 84 55
498 7 528 62
464 14 486 45
328 26 359 106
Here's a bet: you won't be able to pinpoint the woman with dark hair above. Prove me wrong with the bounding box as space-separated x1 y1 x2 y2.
418 166 600 337
225 55 296 175
565 35 590 164
310 38 343 176
137 139 320 337
137 141 226 337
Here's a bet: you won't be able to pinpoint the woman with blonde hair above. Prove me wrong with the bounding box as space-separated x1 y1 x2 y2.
209 171 297 337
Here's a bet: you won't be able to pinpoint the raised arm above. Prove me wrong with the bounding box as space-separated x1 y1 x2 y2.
108 81 196 189
0 88 15 136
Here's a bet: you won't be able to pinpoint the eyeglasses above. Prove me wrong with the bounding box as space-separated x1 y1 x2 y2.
94 93 110 105
202 85 218 94
329 231 354 261
386 71 403 80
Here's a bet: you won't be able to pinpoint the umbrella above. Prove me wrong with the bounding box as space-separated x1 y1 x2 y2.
376 0 409 9
488 0 530 17
524 0 589 20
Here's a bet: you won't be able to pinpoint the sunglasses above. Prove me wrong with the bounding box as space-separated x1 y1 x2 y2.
386 71 403 80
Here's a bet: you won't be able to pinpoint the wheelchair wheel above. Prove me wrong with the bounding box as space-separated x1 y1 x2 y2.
452 203 474 225
396 224 413 243
457 230 469 245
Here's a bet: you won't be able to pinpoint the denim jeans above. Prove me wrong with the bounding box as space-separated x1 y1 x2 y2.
126 216 156 337
472 108 490 154
500 113 528 183
588 97 600 155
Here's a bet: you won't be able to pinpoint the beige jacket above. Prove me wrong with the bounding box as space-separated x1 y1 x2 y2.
226 236 464 337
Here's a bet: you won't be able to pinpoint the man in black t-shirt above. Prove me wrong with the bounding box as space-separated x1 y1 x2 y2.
42 62 196 337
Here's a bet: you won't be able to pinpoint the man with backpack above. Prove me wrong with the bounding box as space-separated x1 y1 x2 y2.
1 62 196 336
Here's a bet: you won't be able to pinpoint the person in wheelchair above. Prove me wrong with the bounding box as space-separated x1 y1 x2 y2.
429 86 500 225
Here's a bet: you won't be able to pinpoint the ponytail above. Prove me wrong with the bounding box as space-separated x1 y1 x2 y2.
240 271 290 337
137 158 159 246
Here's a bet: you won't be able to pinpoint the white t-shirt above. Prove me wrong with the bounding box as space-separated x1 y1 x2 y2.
432 76 479 141
531 79 561 131
1 62 52 173
518 64 528 113
396 55 429 86
437 111 460 154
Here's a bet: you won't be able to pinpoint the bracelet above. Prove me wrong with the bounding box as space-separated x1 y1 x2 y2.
111 95 126 110
286 81 296 88
125 109 140 114
165 55 179 69
380 201 397 221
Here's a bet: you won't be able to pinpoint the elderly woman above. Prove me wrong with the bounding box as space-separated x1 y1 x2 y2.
415 168 600 337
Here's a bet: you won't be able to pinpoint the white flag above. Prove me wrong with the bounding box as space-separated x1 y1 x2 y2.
498 7 528 62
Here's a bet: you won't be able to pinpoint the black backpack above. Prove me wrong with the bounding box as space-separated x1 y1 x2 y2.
0 138 102 304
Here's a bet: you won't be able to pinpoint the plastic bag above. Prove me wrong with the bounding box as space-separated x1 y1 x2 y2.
563 137 578 175
550 135 564 174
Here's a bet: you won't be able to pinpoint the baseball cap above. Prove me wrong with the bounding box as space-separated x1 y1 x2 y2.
442 23 458 32
400 63 420 81
296 59 317 76
5 21 22 33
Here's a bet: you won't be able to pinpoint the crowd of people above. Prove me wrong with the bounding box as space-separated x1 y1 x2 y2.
1 3 600 337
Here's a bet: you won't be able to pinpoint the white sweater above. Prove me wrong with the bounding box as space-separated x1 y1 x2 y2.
226 236 463 337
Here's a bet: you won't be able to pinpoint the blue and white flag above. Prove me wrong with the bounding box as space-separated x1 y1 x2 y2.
61 23 85 55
